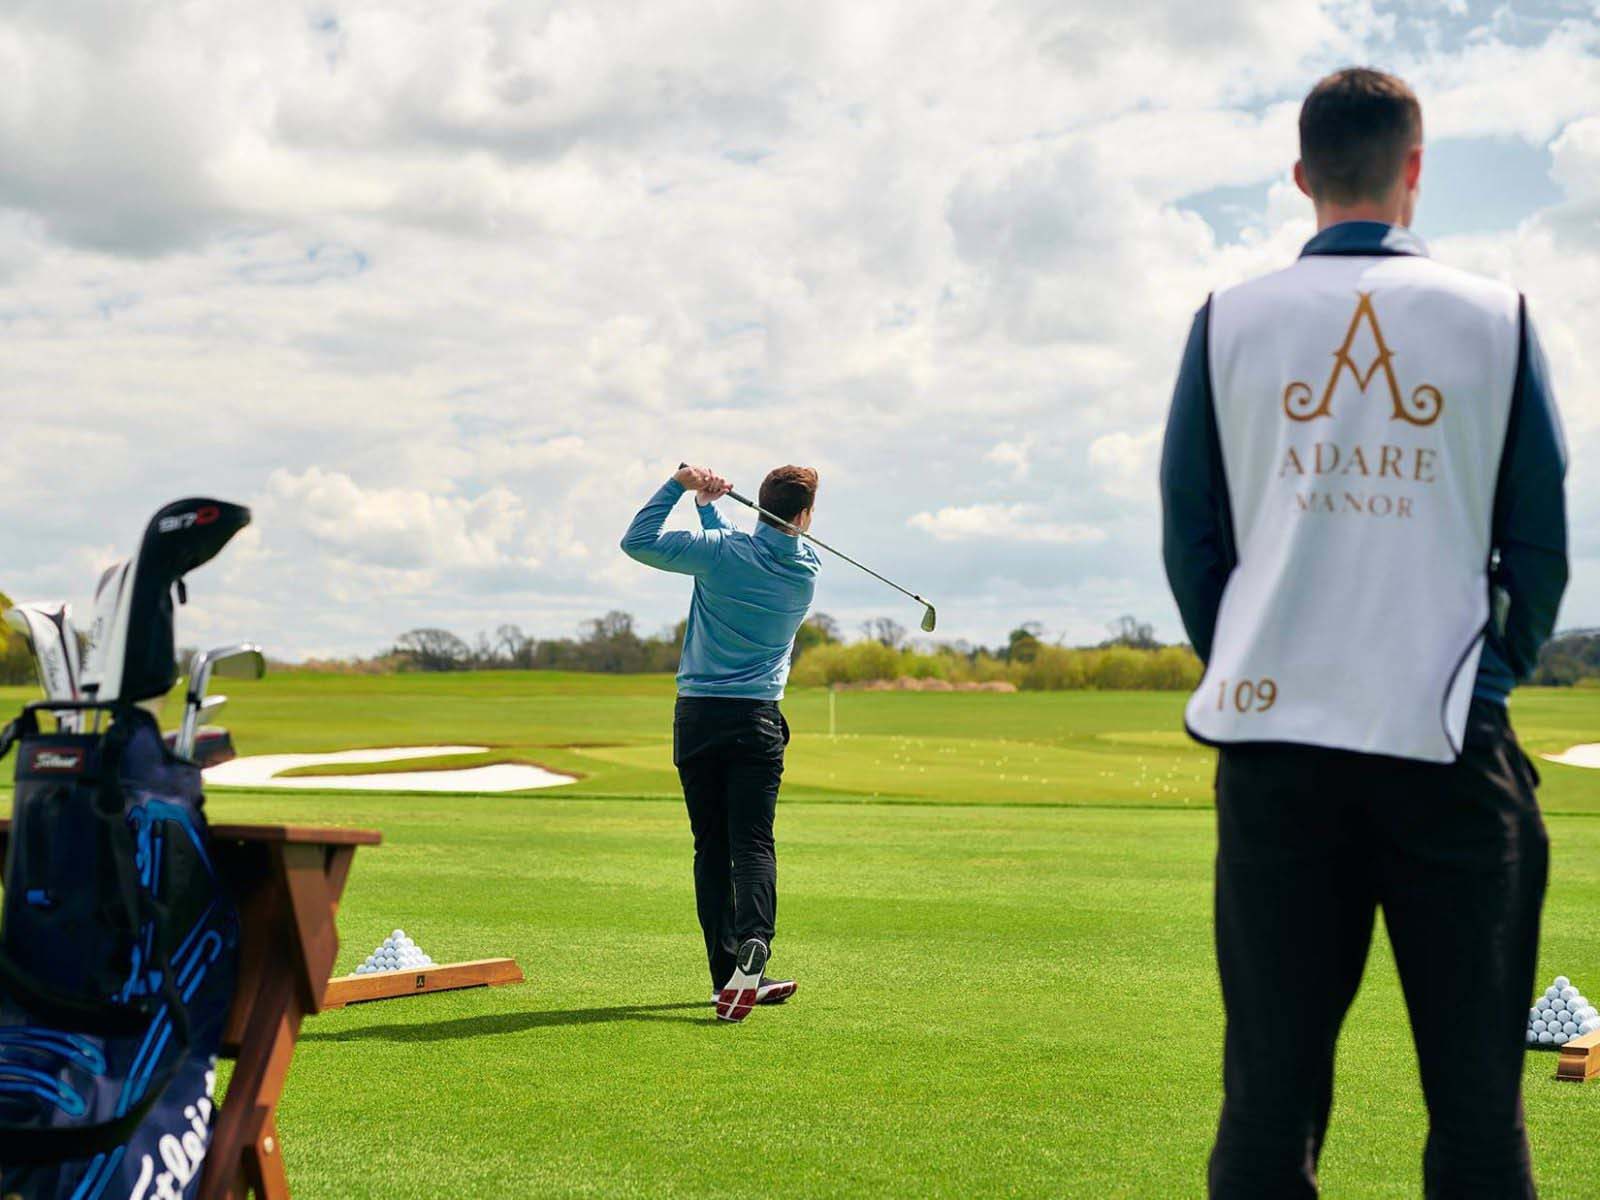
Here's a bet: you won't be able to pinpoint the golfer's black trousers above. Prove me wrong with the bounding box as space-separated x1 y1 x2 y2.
1208 699 1547 1199
674 697 787 989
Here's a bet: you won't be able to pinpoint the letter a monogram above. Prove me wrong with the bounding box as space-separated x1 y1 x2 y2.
1283 292 1443 425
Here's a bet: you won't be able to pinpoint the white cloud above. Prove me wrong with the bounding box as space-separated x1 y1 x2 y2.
0 1 1596 656
985 438 1035 480
908 504 1107 546
261 467 536 572
1088 428 1164 502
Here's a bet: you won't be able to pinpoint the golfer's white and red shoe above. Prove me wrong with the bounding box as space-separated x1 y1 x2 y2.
708 977 798 1007
715 939 770 1023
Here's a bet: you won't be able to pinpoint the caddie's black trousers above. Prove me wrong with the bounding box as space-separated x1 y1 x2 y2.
673 696 788 989
1209 699 1547 1199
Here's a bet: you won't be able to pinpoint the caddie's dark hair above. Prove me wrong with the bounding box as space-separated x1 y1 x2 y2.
1299 67 1422 205
758 465 818 529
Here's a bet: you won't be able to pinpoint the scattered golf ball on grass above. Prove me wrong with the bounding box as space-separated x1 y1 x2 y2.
353 929 437 974
1528 975 1600 1048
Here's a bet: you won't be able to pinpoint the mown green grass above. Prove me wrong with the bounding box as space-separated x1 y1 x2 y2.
0 673 1598 1196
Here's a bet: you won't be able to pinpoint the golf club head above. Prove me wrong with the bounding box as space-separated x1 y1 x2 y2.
920 605 937 634
179 644 264 758
206 645 266 683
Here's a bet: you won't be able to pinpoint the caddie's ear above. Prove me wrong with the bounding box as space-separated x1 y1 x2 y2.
1293 160 1313 200
1403 143 1423 191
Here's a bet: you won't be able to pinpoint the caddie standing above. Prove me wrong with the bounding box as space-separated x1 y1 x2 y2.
1161 68 1567 1197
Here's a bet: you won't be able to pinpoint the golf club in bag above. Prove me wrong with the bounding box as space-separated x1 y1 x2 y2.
176 646 264 762
3 604 85 733
679 465 938 632
0 498 250 1198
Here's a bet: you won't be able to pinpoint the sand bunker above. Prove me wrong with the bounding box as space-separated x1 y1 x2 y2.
204 745 577 793
1544 745 1600 770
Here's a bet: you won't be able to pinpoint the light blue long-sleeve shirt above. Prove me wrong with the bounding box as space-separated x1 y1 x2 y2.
621 479 820 699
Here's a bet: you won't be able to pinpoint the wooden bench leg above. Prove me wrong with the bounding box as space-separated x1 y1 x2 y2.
242 1114 291 1198
200 843 356 1198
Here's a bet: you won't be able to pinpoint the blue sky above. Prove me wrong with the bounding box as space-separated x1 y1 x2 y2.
1 0 1598 658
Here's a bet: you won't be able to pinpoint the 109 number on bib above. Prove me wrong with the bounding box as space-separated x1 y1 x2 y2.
1214 677 1278 713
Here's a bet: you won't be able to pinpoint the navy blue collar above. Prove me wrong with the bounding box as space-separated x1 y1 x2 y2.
1300 220 1428 259
754 521 802 552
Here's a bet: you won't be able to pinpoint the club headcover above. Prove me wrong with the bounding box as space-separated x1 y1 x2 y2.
2 604 82 704
82 499 252 704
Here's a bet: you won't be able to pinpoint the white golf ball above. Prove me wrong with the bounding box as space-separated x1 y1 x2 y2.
1540 1031 1555 1044
1562 986 1579 1002
1553 998 1568 1013
1533 1019 1547 1034
1527 1029 1538 1043
1547 986 1561 999
1555 1031 1572 1045
1585 1019 1600 1035
392 928 405 939
1565 1021 1579 1036
1555 976 1571 990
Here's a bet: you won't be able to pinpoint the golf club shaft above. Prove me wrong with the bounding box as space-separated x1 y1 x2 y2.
725 488 933 608
677 466 935 628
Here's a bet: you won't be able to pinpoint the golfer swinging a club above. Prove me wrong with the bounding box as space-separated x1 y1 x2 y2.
622 464 820 1022
1162 69 1567 1195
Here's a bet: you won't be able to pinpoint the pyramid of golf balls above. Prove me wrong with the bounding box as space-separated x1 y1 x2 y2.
353 929 436 974
1528 976 1599 1047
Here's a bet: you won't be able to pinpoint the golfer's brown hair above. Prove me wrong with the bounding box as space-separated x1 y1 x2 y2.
1299 68 1422 205
758 465 818 529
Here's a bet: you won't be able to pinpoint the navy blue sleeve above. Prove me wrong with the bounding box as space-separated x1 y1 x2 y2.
1159 298 1236 664
1485 301 1568 684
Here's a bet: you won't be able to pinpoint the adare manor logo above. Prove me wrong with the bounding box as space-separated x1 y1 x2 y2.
1282 292 1443 427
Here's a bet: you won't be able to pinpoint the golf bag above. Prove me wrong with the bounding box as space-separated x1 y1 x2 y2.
0 702 239 1198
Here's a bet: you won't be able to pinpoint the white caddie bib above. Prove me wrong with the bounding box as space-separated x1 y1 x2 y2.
1186 252 1521 763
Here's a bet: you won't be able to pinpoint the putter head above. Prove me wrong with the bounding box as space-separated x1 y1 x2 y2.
920 605 937 634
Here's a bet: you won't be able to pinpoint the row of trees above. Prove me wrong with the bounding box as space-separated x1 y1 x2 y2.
382 610 1200 691
0 591 35 685
392 612 686 675
7 579 1598 691
1531 629 1600 686
786 614 1197 690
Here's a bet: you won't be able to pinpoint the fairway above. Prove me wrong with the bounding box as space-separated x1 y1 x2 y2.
2 674 1598 1196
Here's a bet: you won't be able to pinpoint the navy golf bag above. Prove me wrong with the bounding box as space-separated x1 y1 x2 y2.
0 703 239 1198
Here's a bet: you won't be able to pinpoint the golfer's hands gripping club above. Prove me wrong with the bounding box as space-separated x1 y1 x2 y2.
674 464 732 506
